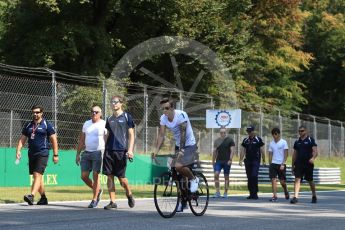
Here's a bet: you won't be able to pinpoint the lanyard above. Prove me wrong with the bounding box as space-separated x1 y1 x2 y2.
32 122 40 134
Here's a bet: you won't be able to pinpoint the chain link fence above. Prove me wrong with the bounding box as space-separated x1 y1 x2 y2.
1 63 344 157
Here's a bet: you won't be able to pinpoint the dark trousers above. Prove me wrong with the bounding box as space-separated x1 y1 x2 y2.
244 159 260 197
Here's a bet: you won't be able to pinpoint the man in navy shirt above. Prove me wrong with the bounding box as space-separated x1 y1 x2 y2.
103 96 135 210
15 105 59 205
239 125 265 199
290 125 318 204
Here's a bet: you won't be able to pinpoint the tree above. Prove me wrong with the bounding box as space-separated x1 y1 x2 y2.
299 0 345 120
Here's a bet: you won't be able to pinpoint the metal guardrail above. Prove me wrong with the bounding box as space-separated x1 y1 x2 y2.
196 160 341 185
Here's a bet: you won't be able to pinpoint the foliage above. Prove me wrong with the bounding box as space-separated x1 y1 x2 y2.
0 0 344 119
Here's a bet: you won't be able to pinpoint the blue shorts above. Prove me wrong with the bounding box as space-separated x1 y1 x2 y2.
214 161 231 175
80 150 103 173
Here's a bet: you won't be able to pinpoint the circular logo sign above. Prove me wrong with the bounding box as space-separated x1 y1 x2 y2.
215 110 231 127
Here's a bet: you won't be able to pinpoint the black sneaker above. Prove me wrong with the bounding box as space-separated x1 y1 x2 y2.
251 195 258 200
37 196 48 205
88 200 97 208
127 195 135 208
246 195 252 199
290 197 298 204
284 191 290 200
311 196 317 203
24 194 34 205
104 201 117 210
269 196 278 202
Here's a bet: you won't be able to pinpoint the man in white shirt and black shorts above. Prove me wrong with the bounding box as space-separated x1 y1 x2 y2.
152 98 199 212
268 127 289 202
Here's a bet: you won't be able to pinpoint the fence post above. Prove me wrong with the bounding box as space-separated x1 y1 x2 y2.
259 107 263 138
51 70 57 132
328 119 332 158
9 110 13 148
143 86 148 154
278 109 282 137
313 116 317 141
179 91 184 111
237 129 241 157
297 113 301 128
341 122 344 157
102 80 107 116
210 97 214 155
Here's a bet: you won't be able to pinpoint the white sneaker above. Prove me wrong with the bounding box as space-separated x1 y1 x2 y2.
223 192 228 198
213 191 221 198
189 177 199 193
176 201 187 212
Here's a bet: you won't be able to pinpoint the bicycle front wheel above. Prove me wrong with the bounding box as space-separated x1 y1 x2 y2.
189 172 209 216
154 172 180 218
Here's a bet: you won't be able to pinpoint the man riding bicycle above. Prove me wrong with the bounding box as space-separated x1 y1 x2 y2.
152 98 199 212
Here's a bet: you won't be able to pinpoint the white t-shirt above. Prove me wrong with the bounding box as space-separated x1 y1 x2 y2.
82 119 107 151
269 139 288 164
160 110 196 147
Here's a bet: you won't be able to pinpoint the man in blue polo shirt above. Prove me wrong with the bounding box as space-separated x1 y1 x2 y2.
239 125 265 200
103 96 135 210
15 105 59 205
290 125 318 204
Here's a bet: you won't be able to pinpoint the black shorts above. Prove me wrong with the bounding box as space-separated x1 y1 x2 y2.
293 162 314 182
269 163 286 181
102 150 127 178
29 155 48 175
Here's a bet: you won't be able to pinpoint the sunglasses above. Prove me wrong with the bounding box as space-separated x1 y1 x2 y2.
161 106 171 111
111 100 121 105
32 111 41 114
91 111 100 115
298 130 305 133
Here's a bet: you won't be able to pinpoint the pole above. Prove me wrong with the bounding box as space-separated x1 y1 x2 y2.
179 91 184 110
51 71 57 132
144 86 148 153
341 122 344 157
259 107 263 138
313 116 317 141
210 97 214 155
328 119 332 158
9 110 13 148
102 80 107 117
278 109 282 137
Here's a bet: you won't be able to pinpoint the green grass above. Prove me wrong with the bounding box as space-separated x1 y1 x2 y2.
1 183 344 204
1 155 344 204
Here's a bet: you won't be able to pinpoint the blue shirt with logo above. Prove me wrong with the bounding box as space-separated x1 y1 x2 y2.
293 136 317 163
106 112 135 151
22 119 56 156
241 136 264 161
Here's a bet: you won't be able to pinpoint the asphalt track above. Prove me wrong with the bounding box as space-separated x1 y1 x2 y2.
1 191 345 230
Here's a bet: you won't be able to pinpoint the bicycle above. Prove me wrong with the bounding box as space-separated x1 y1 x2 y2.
153 153 209 218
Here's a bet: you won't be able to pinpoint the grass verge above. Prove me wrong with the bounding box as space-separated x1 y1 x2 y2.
1 183 344 204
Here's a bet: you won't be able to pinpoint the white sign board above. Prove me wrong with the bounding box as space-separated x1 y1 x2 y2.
206 109 241 128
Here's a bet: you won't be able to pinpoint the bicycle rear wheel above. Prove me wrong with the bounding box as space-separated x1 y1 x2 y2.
189 172 209 216
154 172 180 218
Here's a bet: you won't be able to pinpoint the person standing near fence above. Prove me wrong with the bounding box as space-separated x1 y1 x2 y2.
290 125 318 204
268 128 290 202
102 96 135 210
15 105 59 205
239 125 265 200
212 128 235 198
76 106 107 208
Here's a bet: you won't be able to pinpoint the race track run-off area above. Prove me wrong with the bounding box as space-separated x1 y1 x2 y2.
1 191 345 230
